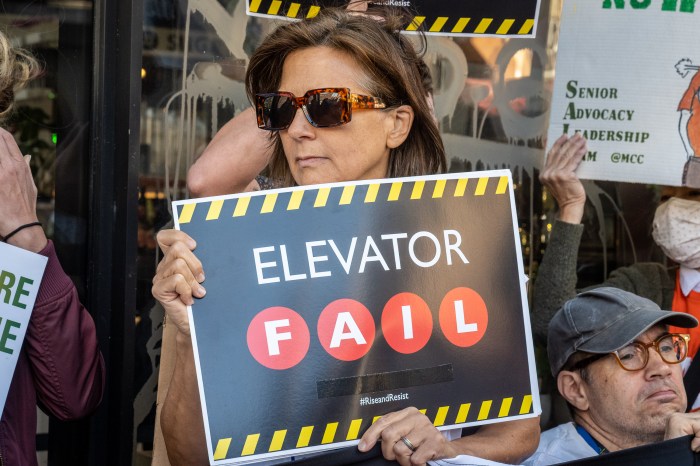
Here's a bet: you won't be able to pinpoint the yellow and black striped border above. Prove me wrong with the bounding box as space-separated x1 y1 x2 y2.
247 1 535 36
178 175 509 225
212 394 533 460
406 16 534 36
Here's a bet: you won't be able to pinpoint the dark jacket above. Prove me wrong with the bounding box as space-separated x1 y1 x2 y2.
531 220 676 345
0 241 105 466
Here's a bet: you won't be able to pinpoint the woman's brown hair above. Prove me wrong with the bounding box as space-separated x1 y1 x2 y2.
245 8 446 186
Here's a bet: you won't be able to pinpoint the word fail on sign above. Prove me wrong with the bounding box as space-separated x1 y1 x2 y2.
247 287 488 369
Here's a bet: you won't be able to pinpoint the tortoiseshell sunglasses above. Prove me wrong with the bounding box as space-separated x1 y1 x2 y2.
255 88 387 130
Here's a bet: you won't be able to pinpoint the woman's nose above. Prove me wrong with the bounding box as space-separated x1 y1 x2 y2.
285 105 315 139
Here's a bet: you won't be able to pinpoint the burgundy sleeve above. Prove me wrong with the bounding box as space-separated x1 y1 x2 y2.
23 240 105 420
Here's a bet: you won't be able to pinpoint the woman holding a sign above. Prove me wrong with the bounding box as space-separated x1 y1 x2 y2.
153 8 539 466
0 33 104 466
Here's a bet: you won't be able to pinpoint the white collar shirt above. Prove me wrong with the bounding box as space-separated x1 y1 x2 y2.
680 265 700 296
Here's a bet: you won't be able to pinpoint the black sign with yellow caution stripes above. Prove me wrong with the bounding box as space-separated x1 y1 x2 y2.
246 0 541 37
174 171 540 465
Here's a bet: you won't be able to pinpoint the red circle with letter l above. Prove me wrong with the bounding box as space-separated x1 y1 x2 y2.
438 287 488 347
381 292 433 354
247 306 310 370
318 298 375 361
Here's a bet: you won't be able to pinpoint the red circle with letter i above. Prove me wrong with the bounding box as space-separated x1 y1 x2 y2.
318 298 375 361
247 306 310 370
438 287 488 347
381 292 433 354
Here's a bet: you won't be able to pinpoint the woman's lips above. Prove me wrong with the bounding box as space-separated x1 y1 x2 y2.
296 156 327 167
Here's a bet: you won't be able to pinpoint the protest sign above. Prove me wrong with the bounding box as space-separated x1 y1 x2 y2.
173 171 540 465
246 0 541 37
547 0 700 187
0 242 48 415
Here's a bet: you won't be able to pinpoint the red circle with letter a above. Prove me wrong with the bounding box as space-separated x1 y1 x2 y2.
318 298 375 361
381 292 433 354
247 306 310 370
438 287 488 347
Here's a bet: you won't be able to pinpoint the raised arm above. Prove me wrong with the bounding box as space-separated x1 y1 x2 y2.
538 134 587 224
0 128 104 418
531 134 587 344
160 329 209 466
26 243 105 418
187 107 272 197
152 229 209 465
0 128 47 252
155 106 275 463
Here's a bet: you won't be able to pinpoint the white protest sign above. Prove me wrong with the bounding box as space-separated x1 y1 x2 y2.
547 0 699 187
0 242 48 414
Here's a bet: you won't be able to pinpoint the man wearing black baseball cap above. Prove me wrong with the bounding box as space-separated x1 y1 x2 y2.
525 287 700 465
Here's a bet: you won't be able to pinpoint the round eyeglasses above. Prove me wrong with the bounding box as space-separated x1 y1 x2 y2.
570 333 690 372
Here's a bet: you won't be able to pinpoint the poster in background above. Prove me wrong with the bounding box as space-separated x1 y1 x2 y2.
246 0 541 37
173 171 540 465
0 242 48 414
547 0 699 187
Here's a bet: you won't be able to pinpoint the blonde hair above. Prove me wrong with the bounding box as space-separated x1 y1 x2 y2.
0 31 41 124
246 8 446 187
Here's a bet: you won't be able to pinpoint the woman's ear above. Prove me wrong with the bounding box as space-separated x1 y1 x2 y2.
386 105 414 149
557 370 590 411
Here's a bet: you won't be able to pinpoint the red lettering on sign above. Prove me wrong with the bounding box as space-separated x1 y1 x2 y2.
317 298 375 361
438 287 488 347
247 306 310 370
381 292 432 354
